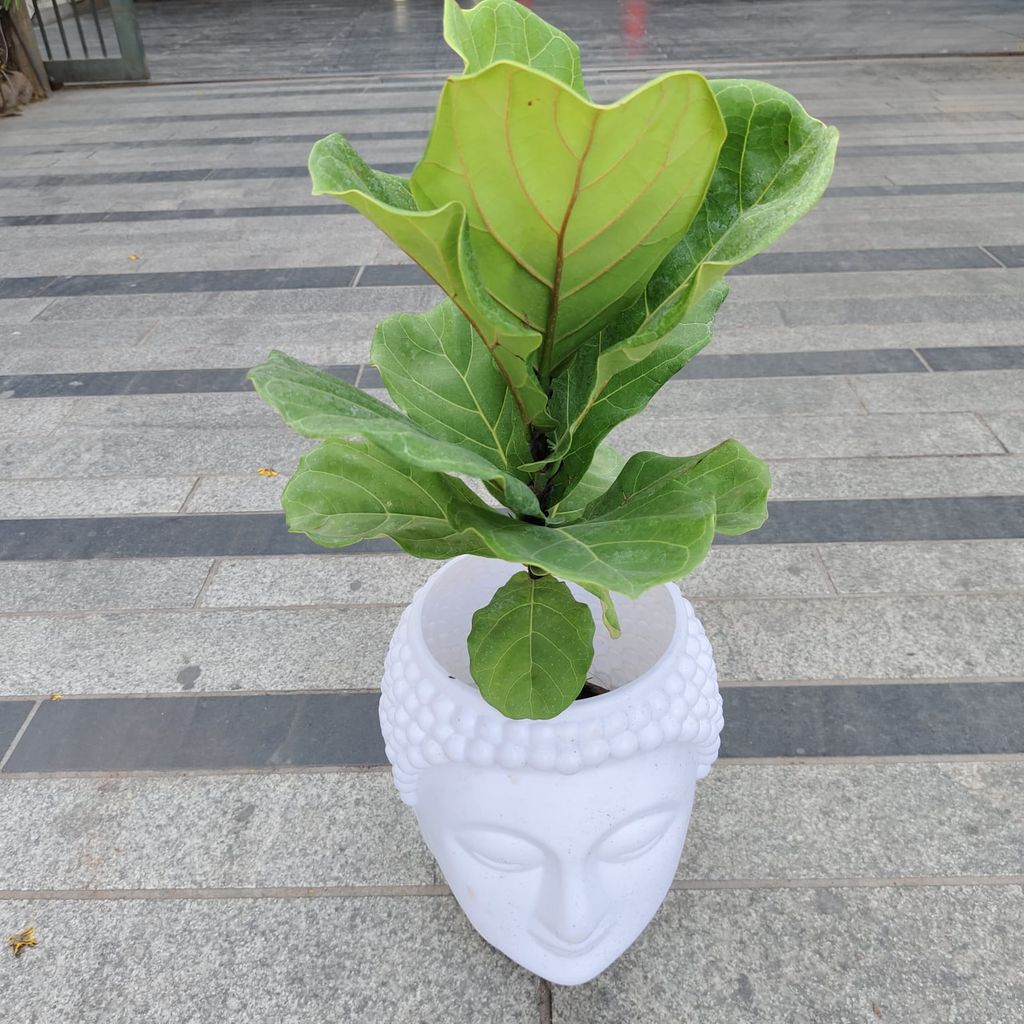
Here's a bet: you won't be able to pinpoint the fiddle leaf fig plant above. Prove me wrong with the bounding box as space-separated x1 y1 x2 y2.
250 0 838 721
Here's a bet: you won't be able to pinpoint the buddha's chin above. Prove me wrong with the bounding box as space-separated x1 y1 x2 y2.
465 915 641 987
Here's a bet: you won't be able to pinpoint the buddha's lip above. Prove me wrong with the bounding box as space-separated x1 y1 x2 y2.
529 918 613 958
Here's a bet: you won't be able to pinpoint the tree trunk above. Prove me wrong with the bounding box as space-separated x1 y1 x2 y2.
3 3 52 100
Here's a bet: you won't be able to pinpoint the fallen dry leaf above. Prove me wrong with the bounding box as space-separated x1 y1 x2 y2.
128 254 140 261
49 694 64 701
8 927 36 958
257 467 279 477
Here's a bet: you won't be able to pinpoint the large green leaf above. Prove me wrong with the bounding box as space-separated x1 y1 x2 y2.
308 134 550 424
412 62 725 373
370 299 534 493
283 440 490 559
541 282 729 505
249 350 541 518
468 571 596 719
613 79 839 341
546 443 625 524
585 442 771 537
443 0 586 96
455 437 769 598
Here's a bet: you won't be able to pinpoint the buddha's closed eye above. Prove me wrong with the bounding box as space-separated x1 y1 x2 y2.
457 828 545 872
595 810 677 864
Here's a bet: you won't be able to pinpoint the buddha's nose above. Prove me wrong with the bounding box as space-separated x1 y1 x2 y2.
534 861 611 950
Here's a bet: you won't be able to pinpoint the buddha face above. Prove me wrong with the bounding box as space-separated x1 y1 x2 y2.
413 743 698 985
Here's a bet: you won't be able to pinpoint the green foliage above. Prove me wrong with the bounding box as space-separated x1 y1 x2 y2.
468 572 596 719
250 0 837 721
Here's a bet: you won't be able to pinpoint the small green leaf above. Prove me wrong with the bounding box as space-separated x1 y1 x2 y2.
443 0 587 96
283 439 490 560
580 582 621 639
468 571 596 719
249 350 541 518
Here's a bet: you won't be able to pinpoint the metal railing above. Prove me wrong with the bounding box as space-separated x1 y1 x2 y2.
31 0 147 82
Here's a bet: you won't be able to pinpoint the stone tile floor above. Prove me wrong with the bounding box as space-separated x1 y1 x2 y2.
2 1 1024 1020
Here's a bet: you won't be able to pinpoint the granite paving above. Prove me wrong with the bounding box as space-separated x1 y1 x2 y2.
2 2 1023 1021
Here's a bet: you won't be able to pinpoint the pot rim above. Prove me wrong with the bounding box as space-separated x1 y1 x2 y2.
407 554 690 720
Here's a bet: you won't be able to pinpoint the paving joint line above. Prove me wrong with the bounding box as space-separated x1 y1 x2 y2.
192 558 223 608
980 244 1009 268
176 476 204 515
909 347 934 372
0 698 42 772
2 875 1022 904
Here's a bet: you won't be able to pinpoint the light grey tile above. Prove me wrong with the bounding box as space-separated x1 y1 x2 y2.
0 559 213 613
0 896 535 1024
611 412 1003 460
0 321 156 375
555 886 1024 1024
684 761 1024 881
184 474 288 513
0 298 57 322
0 772 433 889
986 414 1024 453
698 594 1024 682
768 455 1024 500
0 476 195 517
644 376 862 418
712 321 1024 355
0 430 311 478
853 369 1024 413
0 606 401 695
33 285 441 322
61 393 282 431
140 316 378 368
679 547 832 599
200 555 434 608
0 398 74 437
819 540 1024 595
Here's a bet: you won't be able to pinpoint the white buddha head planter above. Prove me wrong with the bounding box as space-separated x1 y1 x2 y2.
379 557 723 986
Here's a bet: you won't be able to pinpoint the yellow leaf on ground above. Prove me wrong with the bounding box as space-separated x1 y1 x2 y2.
8 927 36 957
257 467 279 477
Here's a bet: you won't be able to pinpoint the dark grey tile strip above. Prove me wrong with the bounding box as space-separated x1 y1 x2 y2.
0 162 413 189
3 682 1022 773
1 693 387 773
2 497 1022 562
4 182 1022 227
0 514 398 561
919 345 1024 372
986 246 1024 268
841 140 1024 157
0 266 359 299
0 365 358 398
0 701 35 762
4 345 1011 399
1 128 428 152
678 348 927 379
827 182 1024 198
0 246 1008 301
720 682 1024 758
722 496 1024 546
733 246 1000 275
0 206 355 227
75 104 437 124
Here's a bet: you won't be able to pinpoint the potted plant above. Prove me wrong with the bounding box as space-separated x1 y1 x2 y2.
251 0 837 986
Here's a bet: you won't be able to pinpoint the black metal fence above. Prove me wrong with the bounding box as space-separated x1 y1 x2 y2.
30 0 147 82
